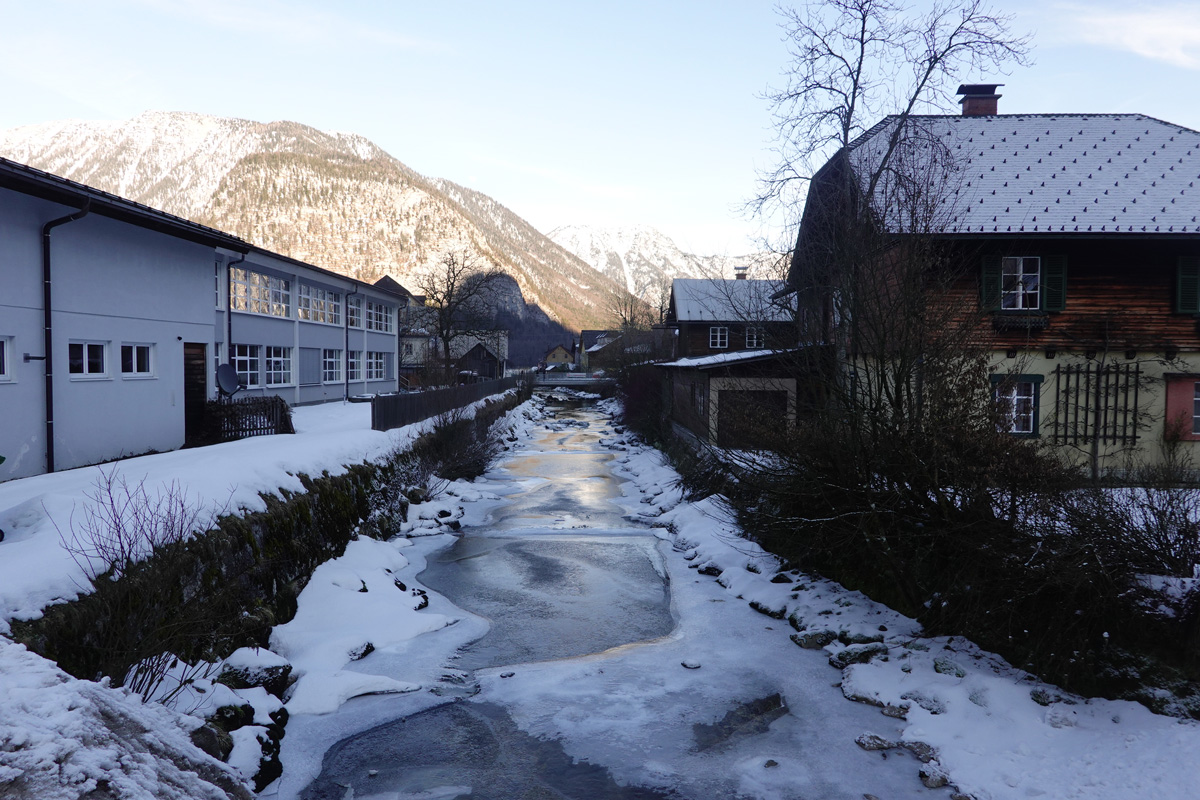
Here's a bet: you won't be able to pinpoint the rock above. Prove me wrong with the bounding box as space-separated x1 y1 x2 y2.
787 612 805 632
902 691 947 715
919 764 949 789
881 704 909 719
838 631 885 646
412 588 429 610
348 642 375 661
764 759 779 768
681 661 702 669
218 659 293 699
770 573 793 584
697 564 722 577
190 722 233 761
790 630 838 649
933 657 966 678
829 642 888 669
500 672 516 678
447 520 462 531
393 579 407 591
749 600 787 620
902 740 938 763
213 703 255 731
855 733 895 751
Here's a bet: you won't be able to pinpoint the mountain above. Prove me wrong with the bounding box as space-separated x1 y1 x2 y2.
0 111 622 332
546 224 770 299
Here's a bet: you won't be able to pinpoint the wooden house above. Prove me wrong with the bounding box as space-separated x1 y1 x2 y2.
785 85 1200 470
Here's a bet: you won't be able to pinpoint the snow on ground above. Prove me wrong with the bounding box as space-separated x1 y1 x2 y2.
5 393 1200 799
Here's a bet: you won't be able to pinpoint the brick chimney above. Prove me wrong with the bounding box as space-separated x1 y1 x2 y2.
957 83 1003 116
734 265 748 280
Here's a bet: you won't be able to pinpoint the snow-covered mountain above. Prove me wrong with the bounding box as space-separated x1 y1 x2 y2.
546 224 770 300
0 111 623 332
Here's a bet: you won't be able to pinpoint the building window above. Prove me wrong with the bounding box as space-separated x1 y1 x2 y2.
0 337 10 381
745 326 765 348
992 374 1041 436
366 301 393 333
347 350 362 382
233 344 260 387
366 351 389 380
69 341 108 377
298 284 342 324
322 349 342 382
120 343 153 377
1001 256 1040 310
709 326 728 349
403 342 414 356
347 296 363 328
230 267 291 317
265 346 292 386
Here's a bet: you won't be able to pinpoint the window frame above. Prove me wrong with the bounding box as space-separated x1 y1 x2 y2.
366 301 393 333
347 296 363 329
366 350 389 381
745 326 765 349
322 349 343 383
230 267 292 318
68 340 109 379
992 373 1043 437
981 255 1067 312
709 326 729 349
347 350 362 382
120 343 155 378
232 344 261 387
0 337 11 382
264 346 293 387
298 283 342 325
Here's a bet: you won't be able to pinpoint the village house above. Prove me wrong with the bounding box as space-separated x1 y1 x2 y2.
785 85 1200 471
0 156 411 481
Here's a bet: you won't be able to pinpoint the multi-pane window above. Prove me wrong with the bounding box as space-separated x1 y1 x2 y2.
745 326 765 348
298 284 342 324
322 349 342 382
233 344 260 387
347 296 363 328
1001 256 1040 310
0 337 10 380
69 341 107 376
366 351 389 380
120 344 153 376
366 301 393 333
709 326 729 349
347 350 362 381
265 346 292 386
230 267 291 317
995 379 1037 435
1192 382 1200 436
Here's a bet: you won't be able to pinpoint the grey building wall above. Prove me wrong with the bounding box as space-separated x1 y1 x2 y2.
1 188 217 481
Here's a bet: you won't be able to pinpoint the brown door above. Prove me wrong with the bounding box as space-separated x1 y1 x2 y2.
183 343 208 444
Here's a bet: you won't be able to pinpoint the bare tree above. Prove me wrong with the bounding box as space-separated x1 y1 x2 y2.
754 0 1030 224
415 249 506 383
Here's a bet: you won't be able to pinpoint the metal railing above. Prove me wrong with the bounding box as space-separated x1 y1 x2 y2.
370 374 528 432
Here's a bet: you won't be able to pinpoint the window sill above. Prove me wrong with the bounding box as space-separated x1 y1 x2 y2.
121 374 156 380
68 375 112 382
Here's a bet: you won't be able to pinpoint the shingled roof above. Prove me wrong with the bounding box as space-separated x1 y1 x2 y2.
845 113 1200 236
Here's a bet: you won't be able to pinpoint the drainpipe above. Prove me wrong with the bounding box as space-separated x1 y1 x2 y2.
225 255 246 370
344 288 358 401
41 201 90 474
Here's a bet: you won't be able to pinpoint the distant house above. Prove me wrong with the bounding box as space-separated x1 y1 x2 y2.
0 156 409 481
577 330 618 372
663 274 793 360
544 344 572 367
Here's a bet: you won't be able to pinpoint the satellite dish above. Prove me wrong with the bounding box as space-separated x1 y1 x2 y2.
216 363 242 397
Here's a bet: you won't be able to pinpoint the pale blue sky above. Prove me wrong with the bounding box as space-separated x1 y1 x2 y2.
2 1 1199 255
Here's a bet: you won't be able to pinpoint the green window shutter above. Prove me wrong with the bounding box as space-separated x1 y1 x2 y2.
980 255 1002 310
1178 256 1200 314
1041 255 1067 311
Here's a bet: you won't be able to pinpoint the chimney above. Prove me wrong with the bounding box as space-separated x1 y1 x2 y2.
957 83 1003 116
734 265 748 280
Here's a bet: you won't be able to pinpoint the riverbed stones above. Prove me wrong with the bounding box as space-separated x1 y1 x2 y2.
790 629 837 649
829 642 888 669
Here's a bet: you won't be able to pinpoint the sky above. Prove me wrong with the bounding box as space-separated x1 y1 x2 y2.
2 1 1200 255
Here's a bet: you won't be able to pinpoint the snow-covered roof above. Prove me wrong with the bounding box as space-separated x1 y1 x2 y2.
671 279 791 322
847 113 1200 235
659 349 782 369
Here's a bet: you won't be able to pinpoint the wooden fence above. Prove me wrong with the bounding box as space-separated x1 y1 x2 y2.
371 374 528 432
201 395 295 443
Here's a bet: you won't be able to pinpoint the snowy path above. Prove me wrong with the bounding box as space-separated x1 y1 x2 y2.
280 401 931 800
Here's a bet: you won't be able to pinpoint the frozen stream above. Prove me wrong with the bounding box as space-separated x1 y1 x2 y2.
287 397 931 800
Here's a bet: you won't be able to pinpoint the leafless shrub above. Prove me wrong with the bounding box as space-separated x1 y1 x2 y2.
57 466 218 583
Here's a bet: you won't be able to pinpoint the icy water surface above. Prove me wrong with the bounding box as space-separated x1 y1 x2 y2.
301 398 677 799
